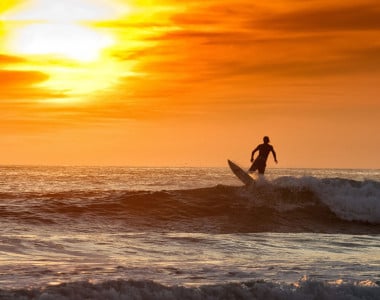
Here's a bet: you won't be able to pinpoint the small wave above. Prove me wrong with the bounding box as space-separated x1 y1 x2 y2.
0 279 379 300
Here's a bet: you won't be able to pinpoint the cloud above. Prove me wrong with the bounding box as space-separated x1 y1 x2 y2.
0 54 49 87
2 0 380 129
96 1 380 121
253 2 380 32
120 1 380 81
115 32 380 85
0 53 69 101
0 69 49 86
0 67 67 115
0 54 27 64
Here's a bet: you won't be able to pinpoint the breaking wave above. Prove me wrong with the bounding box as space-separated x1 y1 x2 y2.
1 176 379 233
1 279 379 300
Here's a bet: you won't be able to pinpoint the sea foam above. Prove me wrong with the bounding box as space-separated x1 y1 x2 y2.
1 279 379 300
273 176 380 224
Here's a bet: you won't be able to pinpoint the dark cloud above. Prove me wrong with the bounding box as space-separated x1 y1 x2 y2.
253 3 380 32
110 1 380 85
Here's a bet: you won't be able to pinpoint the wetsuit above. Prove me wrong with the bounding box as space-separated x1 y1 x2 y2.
249 143 275 174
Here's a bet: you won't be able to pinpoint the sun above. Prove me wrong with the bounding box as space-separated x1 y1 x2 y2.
8 23 113 62
1 0 134 102
2 0 128 62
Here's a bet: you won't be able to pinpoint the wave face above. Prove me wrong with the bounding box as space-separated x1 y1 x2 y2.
1 279 379 300
2 176 379 234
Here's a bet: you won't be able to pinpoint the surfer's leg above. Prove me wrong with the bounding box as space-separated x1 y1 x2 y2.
248 163 259 173
258 162 266 174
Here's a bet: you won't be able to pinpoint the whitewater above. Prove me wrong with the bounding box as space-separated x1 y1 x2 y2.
0 166 379 299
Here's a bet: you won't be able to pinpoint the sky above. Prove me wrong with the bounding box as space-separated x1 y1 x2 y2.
0 0 379 168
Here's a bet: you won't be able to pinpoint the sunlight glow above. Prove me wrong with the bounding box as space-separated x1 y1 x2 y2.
9 23 114 62
2 0 128 22
37 61 137 103
1 0 134 99
2 0 128 62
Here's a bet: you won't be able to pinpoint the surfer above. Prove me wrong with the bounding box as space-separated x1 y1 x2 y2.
249 136 277 174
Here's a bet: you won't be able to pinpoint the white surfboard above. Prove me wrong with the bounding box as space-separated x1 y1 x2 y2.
227 160 255 186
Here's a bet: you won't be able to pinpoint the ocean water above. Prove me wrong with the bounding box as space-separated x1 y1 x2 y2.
0 165 379 299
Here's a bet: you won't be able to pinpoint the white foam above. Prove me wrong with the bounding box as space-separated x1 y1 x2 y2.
1 279 379 300
318 179 380 224
274 176 380 224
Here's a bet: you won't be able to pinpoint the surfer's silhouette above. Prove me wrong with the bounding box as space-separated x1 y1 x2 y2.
249 136 278 174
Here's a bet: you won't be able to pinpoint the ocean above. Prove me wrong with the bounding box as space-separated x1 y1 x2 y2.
0 165 379 299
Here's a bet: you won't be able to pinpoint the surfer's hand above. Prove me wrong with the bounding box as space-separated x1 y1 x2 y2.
275 159 278 164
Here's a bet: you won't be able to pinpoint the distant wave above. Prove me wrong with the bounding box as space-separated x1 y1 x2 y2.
1 278 379 300
1 176 379 234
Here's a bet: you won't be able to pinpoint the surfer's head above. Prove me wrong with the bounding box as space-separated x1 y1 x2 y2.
263 136 270 143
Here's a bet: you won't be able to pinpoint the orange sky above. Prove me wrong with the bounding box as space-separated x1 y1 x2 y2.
0 0 379 168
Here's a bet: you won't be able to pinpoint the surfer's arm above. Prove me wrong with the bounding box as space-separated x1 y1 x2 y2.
271 148 278 164
250 146 259 162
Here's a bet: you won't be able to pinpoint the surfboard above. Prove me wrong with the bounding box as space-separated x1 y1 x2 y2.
227 160 255 186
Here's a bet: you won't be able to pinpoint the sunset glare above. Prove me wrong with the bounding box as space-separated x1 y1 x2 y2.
1 0 379 168
8 23 113 62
